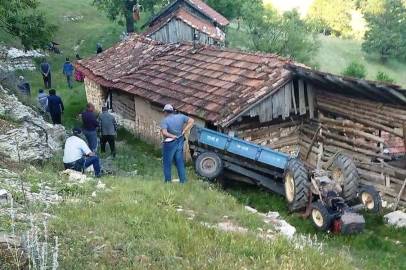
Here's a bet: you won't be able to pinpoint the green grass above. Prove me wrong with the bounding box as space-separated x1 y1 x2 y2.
316 35 406 86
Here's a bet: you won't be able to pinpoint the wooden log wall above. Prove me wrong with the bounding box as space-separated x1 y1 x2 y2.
112 91 136 120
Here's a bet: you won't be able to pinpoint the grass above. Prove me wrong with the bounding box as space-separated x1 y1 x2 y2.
0 0 406 269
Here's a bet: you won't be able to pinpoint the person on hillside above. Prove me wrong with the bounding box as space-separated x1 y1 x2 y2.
37 88 48 112
63 127 102 178
40 58 51 89
99 107 118 157
96 43 103 54
82 103 100 152
75 54 85 82
17 76 31 96
47 89 64 125
62 58 74 89
161 104 194 184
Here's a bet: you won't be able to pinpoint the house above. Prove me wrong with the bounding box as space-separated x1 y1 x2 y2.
142 0 229 45
74 34 406 206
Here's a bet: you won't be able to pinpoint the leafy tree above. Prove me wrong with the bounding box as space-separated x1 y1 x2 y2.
362 0 406 63
92 0 138 33
241 2 320 66
205 0 242 20
307 0 354 37
376 71 395 83
0 0 56 50
140 0 165 17
359 0 385 14
341 61 367 79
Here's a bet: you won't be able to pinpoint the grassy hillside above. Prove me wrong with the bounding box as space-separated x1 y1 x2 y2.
1 0 406 269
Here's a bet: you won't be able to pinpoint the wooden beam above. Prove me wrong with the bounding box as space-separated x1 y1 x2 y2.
394 179 406 210
307 82 315 119
299 79 306 115
305 126 321 160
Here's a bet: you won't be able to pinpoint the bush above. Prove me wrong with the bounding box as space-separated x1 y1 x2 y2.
376 71 395 83
341 61 367 79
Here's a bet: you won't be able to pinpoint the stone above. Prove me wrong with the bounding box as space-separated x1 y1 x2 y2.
61 169 89 183
384 211 406 228
0 234 30 269
96 181 106 190
245 206 258 214
217 222 248 233
0 189 11 205
0 85 66 163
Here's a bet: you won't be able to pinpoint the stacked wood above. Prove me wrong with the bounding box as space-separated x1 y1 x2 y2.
113 91 135 120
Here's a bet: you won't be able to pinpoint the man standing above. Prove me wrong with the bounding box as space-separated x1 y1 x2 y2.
62 58 74 89
99 107 118 157
37 88 48 112
161 104 194 184
47 89 64 125
63 127 101 178
40 58 51 89
82 103 99 152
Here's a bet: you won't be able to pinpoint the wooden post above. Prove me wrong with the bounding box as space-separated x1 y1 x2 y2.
305 126 321 160
394 178 406 210
403 125 406 151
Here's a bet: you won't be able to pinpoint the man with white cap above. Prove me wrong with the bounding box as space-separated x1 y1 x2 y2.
161 104 194 183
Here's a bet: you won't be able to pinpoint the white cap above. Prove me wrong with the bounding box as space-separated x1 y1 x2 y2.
163 104 173 112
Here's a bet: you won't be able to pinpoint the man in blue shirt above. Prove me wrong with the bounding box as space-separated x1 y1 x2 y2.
47 89 64 125
161 104 194 184
62 58 74 89
40 58 51 89
37 88 48 112
82 103 100 152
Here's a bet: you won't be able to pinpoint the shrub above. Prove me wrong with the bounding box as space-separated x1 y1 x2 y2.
376 71 395 83
341 61 367 79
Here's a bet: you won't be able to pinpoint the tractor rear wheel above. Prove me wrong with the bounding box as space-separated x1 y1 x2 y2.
284 159 311 212
359 185 382 213
311 202 332 232
195 151 223 180
331 155 359 204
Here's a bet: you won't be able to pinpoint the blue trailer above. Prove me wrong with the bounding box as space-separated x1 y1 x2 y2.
188 125 382 234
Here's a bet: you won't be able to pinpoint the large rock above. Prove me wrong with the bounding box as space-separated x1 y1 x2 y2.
0 85 65 162
384 210 406 228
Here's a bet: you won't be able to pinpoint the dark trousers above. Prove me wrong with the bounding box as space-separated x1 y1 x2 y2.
51 113 61 125
64 156 101 177
42 73 52 89
101 135 116 157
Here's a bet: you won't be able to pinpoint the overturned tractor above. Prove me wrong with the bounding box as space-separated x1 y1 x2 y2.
189 125 382 234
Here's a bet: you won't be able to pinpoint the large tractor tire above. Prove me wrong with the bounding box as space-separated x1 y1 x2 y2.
331 155 359 204
284 159 311 212
311 202 332 232
195 151 223 180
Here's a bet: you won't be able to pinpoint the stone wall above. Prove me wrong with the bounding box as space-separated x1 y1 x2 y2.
84 77 107 112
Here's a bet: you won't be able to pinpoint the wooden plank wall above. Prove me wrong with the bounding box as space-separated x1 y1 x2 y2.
112 91 136 120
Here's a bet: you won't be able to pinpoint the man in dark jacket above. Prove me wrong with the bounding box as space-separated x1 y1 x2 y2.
62 58 74 89
99 107 118 157
82 103 100 152
40 58 51 89
17 76 31 96
47 89 64 125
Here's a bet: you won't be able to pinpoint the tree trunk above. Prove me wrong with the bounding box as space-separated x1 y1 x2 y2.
149 3 155 17
125 0 136 33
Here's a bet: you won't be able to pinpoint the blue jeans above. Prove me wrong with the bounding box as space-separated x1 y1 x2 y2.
84 130 98 152
66 74 73 88
162 137 186 183
64 156 101 177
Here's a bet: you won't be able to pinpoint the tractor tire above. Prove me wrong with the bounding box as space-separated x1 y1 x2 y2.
331 155 359 204
311 202 332 232
195 151 223 180
284 159 311 212
359 185 382 213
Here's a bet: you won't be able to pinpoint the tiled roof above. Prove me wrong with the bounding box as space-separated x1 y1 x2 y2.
74 35 292 126
186 0 229 27
143 8 225 41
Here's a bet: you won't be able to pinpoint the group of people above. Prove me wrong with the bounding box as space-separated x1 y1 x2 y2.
63 103 118 178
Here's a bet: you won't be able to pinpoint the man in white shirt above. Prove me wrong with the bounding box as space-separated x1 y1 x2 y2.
63 127 101 177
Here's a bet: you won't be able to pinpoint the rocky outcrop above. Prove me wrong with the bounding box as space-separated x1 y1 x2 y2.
0 234 30 270
384 210 406 228
0 85 65 163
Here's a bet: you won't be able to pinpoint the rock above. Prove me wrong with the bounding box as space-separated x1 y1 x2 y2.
96 181 106 190
217 222 248 233
0 85 66 163
61 169 89 183
0 234 30 269
384 211 406 228
245 206 258 214
91 191 97 197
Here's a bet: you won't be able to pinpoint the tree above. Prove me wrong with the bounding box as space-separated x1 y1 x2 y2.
140 0 165 17
342 61 367 79
205 0 242 20
241 2 320 66
362 0 406 63
376 71 395 83
92 0 138 33
0 0 56 50
307 0 354 37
